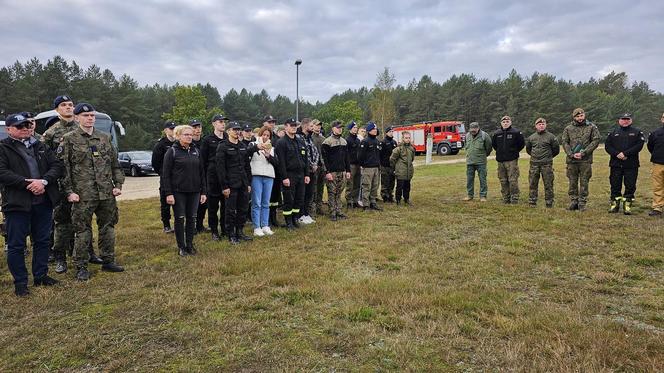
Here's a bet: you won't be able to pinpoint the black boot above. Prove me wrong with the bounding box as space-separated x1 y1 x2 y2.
228 227 240 245
102 262 125 272
34 275 59 286
75 267 91 281
370 203 383 211
55 258 67 274
285 215 295 231
88 252 104 265
236 228 253 241
291 215 300 228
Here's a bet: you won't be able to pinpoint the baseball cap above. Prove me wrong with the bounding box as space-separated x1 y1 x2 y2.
5 113 33 127
163 121 176 129
189 119 202 126
619 113 632 119
263 115 277 123
212 114 229 122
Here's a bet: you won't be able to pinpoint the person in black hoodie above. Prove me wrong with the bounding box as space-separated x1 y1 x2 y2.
358 122 383 211
647 113 664 216
345 121 361 208
0 113 64 296
162 125 207 256
275 118 310 230
604 113 645 215
380 126 398 203
491 115 525 204
200 115 228 240
189 119 209 233
152 121 177 233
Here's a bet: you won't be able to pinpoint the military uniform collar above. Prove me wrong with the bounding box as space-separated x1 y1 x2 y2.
75 126 100 138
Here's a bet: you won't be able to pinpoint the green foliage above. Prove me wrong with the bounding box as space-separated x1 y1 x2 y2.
314 99 363 132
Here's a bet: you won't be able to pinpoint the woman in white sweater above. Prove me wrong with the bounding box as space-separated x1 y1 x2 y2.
250 126 278 236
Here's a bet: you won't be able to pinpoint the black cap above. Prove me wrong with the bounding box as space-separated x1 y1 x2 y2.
163 121 176 129
53 95 73 109
242 124 253 132
385 126 394 132
5 113 33 127
229 121 241 129
619 113 632 119
73 103 95 115
284 118 297 126
189 119 202 126
212 114 229 122
263 115 277 123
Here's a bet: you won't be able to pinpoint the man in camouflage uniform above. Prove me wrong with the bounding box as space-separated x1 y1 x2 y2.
321 121 351 221
43 95 103 274
61 103 125 281
491 115 525 204
525 118 560 208
311 119 327 215
562 108 601 211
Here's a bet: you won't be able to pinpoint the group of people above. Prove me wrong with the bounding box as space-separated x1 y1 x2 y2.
152 116 418 257
464 108 664 216
3 95 664 298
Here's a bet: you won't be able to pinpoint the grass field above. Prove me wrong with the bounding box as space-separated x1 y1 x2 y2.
1 152 662 372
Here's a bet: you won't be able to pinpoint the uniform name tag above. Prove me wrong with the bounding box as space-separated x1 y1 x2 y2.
91 145 100 156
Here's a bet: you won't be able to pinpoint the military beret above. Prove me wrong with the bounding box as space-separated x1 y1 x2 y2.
572 108 585 117
74 103 95 115
212 114 229 122
311 119 322 126
53 95 73 109
365 122 377 132
347 121 357 130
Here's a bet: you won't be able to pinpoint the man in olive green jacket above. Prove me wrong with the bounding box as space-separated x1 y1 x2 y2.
390 131 415 205
525 118 560 207
464 122 493 201
561 108 601 211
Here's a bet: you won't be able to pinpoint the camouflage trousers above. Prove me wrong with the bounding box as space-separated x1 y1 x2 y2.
380 166 395 201
72 198 119 268
361 167 381 206
326 172 347 216
566 162 592 204
345 164 361 204
52 197 74 260
314 167 326 213
528 163 555 204
497 159 520 203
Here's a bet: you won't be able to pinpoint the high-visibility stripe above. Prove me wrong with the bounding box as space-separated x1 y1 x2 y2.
269 202 280 207
292 209 300 213
282 210 293 216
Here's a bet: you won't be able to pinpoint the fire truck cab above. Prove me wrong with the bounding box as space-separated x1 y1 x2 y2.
392 121 465 155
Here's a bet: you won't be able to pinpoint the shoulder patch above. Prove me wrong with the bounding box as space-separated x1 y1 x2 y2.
56 146 63 154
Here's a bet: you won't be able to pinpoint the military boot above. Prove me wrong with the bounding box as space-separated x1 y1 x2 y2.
76 267 91 281
609 197 621 213
228 228 240 245
55 258 68 274
285 216 296 231
88 252 104 265
623 198 633 215
567 201 579 211
102 262 125 272
236 228 253 241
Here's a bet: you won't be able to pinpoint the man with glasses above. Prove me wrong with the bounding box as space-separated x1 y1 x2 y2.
60 103 125 281
562 108 601 211
275 118 310 230
200 114 228 240
0 113 64 296
605 113 645 214
491 115 525 204
647 113 664 216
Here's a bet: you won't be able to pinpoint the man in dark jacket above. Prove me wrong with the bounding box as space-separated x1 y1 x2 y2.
345 121 361 208
200 114 228 240
491 115 525 204
605 113 645 215
321 121 351 221
152 121 176 233
216 122 262 243
647 113 664 216
380 126 398 203
275 118 310 230
358 122 383 211
0 113 64 296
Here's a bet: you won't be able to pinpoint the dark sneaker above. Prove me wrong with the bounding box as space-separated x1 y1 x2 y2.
568 201 579 211
337 212 348 219
228 235 240 245
101 262 125 273
236 229 253 241
178 248 188 257
15 283 29 297
55 260 67 274
88 254 104 265
76 268 91 281
211 233 221 241
34 276 59 286
163 226 174 234
369 204 383 211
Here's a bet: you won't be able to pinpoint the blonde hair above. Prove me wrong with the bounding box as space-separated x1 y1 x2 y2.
174 125 193 139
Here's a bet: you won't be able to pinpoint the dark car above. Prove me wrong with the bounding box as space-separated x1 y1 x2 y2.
118 151 155 176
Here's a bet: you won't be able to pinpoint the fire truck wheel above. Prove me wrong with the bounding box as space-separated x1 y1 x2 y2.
437 144 451 156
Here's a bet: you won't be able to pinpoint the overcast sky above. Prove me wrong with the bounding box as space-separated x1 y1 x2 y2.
1 0 662 103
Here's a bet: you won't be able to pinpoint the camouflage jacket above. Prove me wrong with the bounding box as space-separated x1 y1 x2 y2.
525 130 560 164
561 120 601 164
42 118 77 157
61 126 124 201
390 143 415 180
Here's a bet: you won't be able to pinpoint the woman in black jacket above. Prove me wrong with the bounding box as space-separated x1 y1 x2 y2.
161 125 207 256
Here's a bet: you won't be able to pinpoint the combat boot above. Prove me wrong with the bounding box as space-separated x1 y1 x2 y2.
55 259 67 274
623 199 633 215
76 267 91 281
291 215 300 228
337 212 348 219
285 216 296 231
567 201 579 211
236 228 253 241
88 253 104 265
228 228 240 245
102 262 125 272
34 275 59 286
14 283 29 297
609 197 621 213
370 203 383 211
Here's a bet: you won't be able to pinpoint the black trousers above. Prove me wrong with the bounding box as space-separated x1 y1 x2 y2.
395 179 412 202
159 187 174 227
173 192 199 249
196 201 207 230
225 187 249 233
282 173 305 217
207 195 226 235
609 167 638 200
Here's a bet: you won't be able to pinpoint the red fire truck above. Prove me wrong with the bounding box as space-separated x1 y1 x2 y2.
392 121 465 155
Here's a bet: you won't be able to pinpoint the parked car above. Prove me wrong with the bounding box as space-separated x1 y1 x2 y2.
0 121 6 140
118 151 155 176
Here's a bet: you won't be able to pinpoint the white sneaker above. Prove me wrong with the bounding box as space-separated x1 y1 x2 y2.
262 226 274 235
306 215 316 224
253 228 265 237
298 216 310 224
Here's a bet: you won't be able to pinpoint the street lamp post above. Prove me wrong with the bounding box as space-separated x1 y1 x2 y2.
295 59 302 121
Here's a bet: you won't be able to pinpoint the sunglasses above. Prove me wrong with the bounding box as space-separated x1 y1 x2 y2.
14 122 35 130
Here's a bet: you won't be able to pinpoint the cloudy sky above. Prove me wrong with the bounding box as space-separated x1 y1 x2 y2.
1 0 662 103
